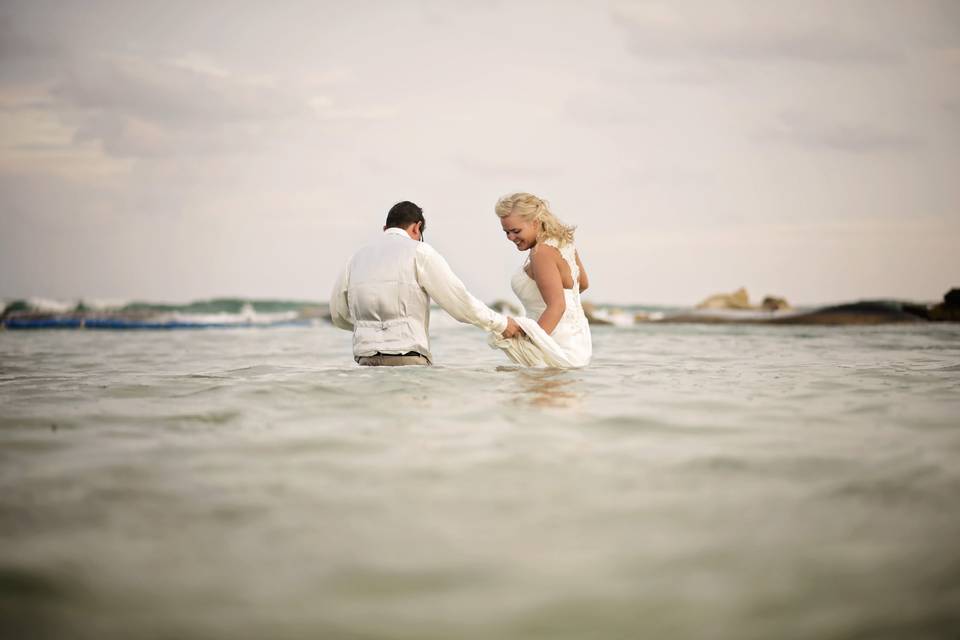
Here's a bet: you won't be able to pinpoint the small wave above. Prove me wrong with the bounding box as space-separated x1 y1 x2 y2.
171 410 241 425
173 384 230 398
588 308 636 326
26 298 74 313
931 363 960 372
590 414 718 434
0 565 74 600
132 410 244 427
121 298 321 315
79 298 131 311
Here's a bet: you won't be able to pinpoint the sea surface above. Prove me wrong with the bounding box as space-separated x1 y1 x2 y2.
2 318 959 639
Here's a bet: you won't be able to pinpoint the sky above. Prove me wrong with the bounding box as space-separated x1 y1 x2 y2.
1 0 958 306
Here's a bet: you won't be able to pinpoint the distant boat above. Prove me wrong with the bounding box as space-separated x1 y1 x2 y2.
1 316 314 330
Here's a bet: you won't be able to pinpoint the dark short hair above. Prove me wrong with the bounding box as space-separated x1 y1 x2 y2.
384 201 425 233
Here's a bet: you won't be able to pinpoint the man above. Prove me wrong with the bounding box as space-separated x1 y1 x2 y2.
330 201 522 366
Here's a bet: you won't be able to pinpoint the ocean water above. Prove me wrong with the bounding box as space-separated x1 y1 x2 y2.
2 319 959 639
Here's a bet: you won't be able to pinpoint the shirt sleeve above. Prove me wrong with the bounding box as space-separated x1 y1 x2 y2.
416 244 508 334
329 260 354 331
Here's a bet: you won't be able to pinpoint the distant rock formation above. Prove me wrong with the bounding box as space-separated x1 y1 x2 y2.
761 296 792 311
696 288 793 311
929 288 960 321
663 300 932 325
769 301 924 325
490 299 522 316
697 287 753 310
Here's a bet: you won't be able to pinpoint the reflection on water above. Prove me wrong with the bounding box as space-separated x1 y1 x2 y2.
508 368 584 408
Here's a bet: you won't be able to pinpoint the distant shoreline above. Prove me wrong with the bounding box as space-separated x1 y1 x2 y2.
2 290 957 330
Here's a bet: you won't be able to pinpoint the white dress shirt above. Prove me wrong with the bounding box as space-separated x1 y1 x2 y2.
330 228 507 363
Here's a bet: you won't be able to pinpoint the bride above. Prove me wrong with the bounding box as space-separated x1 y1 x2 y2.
489 192 593 368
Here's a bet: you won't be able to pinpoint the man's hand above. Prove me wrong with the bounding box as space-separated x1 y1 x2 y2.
501 316 524 338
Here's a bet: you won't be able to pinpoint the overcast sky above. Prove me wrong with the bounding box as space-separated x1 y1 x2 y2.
1 0 958 305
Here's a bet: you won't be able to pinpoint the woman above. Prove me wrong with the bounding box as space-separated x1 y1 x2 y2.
489 192 593 368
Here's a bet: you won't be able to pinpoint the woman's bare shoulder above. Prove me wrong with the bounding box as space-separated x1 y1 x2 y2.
530 243 562 265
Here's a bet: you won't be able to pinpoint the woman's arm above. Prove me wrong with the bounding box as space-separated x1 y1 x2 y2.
575 250 589 293
531 245 566 334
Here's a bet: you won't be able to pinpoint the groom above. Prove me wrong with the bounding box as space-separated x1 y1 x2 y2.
330 201 521 366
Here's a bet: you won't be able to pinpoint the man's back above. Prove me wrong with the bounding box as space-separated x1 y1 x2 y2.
340 229 432 360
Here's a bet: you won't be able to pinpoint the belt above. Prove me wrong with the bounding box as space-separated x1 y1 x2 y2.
374 351 425 358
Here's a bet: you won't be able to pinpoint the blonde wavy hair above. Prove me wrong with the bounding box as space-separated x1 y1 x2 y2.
494 192 575 246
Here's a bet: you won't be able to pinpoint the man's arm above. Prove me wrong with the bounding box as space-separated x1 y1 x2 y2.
329 261 354 331
416 245 509 335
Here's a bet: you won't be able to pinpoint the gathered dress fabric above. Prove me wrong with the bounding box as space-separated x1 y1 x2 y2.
489 238 592 368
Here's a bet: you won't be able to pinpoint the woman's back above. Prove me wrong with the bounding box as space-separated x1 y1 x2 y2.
511 239 584 320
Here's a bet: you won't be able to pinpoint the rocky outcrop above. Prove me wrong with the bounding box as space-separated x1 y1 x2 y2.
697 287 752 310
761 296 792 311
696 288 792 312
769 301 924 325
664 300 927 325
946 289 960 308
490 299 522 316
929 288 960 321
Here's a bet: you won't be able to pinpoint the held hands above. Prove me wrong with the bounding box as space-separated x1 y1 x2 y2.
501 316 525 339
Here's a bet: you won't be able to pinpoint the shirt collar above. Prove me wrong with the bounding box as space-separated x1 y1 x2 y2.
384 227 411 239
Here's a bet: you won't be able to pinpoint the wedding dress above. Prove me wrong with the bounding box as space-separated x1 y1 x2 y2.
489 238 593 368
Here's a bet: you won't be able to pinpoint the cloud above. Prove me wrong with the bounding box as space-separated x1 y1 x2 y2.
455 156 561 179
0 15 67 81
0 11 314 159
0 16 44 59
0 12 389 160
16 52 394 159
54 56 308 124
42 54 343 158
763 111 922 154
565 92 651 126
612 3 903 67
